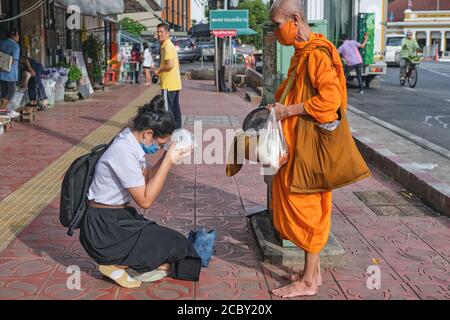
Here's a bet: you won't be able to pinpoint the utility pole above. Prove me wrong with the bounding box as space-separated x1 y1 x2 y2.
216 0 225 92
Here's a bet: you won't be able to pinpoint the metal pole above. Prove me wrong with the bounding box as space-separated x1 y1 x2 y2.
172 0 175 29
166 0 169 25
228 36 232 91
215 35 219 92
182 0 185 31
104 19 108 71
177 0 180 29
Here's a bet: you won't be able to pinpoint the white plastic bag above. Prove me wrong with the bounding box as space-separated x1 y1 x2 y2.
7 90 25 110
171 128 197 150
42 79 56 106
258 109 289 174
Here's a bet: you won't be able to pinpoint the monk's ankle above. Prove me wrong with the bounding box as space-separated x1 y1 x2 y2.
303 279 314 287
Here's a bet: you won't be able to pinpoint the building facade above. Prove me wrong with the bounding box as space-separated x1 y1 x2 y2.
387 9 450 52
161 0 191 31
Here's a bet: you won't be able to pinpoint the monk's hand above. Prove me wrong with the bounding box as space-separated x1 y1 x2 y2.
267 103 289 121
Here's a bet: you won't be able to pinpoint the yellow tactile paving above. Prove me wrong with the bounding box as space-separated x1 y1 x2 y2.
0 86 158 253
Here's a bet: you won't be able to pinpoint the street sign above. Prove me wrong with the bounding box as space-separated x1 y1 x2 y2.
210 10 249 30
211 30 237 38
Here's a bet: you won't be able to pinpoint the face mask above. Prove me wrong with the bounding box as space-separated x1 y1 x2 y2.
274 19 297 46
141 143 159 154
140 138 160 154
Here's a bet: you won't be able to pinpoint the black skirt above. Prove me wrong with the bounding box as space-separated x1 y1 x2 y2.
79 206 201 282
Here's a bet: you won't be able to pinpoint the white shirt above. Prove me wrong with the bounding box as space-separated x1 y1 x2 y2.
143 48 153 67
87 128 147 205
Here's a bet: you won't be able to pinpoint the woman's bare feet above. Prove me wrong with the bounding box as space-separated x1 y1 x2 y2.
156 263 170 272
272 279 318 298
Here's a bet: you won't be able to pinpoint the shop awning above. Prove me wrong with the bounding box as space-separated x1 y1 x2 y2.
236 28 258 36
125 0 162 13
120 30 145 44
54 0 124 16
54 0 161 16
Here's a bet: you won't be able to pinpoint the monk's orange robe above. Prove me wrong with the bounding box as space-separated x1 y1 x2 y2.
272 32 348 254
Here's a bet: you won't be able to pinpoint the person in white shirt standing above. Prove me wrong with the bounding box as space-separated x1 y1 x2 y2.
142 43 154 85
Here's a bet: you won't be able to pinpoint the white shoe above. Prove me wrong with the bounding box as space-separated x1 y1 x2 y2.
131 270 169 282
7 110 20 117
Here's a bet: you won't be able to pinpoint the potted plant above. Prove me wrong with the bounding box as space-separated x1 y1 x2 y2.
66 66 82 90
82 34 104 87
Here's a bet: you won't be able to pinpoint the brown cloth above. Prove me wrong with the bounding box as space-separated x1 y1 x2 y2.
289 46 371 193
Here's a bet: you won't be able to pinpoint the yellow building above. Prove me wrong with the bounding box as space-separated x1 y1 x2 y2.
387 9 450 52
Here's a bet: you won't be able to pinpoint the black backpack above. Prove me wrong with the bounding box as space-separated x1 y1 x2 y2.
60 141 113 236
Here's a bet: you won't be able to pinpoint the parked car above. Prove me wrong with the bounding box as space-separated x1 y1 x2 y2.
173 38 197 63
386 35 405 66
195 41 215 61
150 38 197 64
150 41 161 65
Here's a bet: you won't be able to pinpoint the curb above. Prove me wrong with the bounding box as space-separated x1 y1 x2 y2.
348 109 449 216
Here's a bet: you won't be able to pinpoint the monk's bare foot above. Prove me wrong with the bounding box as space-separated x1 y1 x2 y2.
283 273 301 281
272 280 318 298
282 271 322 285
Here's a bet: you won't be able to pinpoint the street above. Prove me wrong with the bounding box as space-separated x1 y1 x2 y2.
348 62 450 150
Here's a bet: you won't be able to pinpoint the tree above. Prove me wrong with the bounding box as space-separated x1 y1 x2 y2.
237 0 269 49
119 17 147 36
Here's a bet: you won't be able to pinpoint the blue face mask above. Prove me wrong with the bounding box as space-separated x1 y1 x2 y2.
140 142 159 154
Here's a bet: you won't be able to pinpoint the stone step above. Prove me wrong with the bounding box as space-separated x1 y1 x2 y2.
245 90 262 104
248 210 346 268
256 86 264 97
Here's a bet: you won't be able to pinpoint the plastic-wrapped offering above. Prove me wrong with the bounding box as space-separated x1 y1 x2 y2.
258 109 289 174
171 128 197 151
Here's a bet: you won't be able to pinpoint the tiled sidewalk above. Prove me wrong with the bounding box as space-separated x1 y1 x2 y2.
0 81 449 300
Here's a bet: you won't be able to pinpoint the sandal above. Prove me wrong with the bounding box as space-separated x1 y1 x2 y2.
98 265 141 288
131 270 169 283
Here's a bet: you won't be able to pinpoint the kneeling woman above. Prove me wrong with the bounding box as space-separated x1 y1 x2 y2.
80 95 201 288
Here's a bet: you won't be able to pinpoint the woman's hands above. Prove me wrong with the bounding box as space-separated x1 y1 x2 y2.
166 142 194 165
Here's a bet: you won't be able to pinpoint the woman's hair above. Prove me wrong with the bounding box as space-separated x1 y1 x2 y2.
132 95 175 137
143 43 149 50
7 29 18 39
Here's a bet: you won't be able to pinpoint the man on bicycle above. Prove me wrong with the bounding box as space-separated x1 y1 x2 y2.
400 30 421 82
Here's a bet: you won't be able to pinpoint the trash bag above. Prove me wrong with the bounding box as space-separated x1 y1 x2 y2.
257 108 289 174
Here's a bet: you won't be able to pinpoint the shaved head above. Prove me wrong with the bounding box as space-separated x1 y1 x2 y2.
270 0 307 23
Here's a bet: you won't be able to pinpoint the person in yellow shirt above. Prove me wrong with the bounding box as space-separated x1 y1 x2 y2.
154 23 183 129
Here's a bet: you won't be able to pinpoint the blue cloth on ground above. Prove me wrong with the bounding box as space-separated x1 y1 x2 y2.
188 229 216 267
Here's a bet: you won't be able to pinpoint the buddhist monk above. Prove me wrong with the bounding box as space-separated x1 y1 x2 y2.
267 0 347 298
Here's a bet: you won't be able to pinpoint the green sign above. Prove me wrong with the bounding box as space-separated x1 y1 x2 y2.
210 10 249 30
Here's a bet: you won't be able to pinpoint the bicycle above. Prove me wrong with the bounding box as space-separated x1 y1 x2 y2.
400 55 420 88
